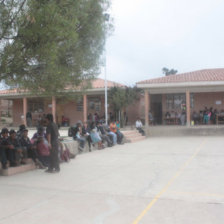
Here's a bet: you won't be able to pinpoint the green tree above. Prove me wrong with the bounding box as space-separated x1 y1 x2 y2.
0 0 112 95
108 86 141 127
162 67 178 76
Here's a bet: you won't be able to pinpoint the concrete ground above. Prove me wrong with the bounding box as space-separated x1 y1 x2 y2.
0 136 224 224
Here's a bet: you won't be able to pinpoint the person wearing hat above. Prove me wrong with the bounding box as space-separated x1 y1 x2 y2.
8 129 27 165
20 129 46 169
0 128 11 169
16 124 26 140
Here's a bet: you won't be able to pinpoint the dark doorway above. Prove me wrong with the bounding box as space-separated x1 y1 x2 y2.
151 95 163 125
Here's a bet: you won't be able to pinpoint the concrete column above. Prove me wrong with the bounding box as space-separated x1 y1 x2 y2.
83 94 87 122
23 97 27 126
52 96 56 123
186 90 191 126
144 90 149 126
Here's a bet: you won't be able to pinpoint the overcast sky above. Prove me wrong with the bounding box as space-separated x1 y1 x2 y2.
99 0 224 85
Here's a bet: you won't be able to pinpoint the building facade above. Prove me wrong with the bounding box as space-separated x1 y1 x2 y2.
0 78 127 126
136 68 224 126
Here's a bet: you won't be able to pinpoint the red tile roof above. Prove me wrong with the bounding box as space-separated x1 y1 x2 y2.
91 78 124 89
137 68 224 85
0 78 125 96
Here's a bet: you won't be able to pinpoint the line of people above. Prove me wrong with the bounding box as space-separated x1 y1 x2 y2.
0 114 65 173
70 120 124 152
0 126 47 170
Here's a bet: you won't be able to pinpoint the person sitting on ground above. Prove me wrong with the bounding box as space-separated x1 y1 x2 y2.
20 128 45 169
90 122 104 149
76 123 86 152
8 129 27 165
82 122 92 152
0 128 14 169
135 118 145 136
96 122 113 147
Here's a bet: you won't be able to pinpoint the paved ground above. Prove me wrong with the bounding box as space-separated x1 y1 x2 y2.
0 136 224 224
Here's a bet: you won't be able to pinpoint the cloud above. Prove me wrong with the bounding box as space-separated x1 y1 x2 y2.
101 0 224 84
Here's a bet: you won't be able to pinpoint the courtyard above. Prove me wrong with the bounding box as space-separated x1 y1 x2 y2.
0 136 224 224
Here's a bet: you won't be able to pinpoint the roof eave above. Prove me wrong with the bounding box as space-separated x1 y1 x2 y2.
0 86 126 99
137 81 224 89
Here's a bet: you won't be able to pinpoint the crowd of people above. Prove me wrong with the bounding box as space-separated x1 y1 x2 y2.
192 107 221 125
0 113 128 173
165 111 186 125
164 107 223 125
0 114 64 173
69 120 125 152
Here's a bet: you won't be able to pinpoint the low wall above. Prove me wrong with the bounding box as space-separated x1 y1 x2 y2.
146 125 224 137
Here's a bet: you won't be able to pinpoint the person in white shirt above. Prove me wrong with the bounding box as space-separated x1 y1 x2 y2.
135 118 145 136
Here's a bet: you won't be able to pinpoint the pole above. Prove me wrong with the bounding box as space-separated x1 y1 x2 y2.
104 48 108 125
104 13 110 125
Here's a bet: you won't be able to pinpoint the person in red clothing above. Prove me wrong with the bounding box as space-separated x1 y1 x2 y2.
110 120 123 144
109 120 117 133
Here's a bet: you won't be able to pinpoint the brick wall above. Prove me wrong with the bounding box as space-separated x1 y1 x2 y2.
126 95 145 124
57 101 83 125
193 92 224 112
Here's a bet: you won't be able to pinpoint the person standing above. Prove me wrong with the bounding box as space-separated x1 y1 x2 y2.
45 114 60 173
26 111 32 127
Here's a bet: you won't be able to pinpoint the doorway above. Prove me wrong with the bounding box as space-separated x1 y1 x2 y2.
151 95 163 125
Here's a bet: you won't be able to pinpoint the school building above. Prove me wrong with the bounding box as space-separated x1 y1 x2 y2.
0 78 132 126
136 68 224 126
1 68 224 127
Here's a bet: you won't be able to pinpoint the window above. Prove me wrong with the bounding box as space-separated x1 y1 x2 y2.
77 99 83 111
166 93 194 110
166 94 186 110
28 100 44 113
88 97 101 111
190 93 194 109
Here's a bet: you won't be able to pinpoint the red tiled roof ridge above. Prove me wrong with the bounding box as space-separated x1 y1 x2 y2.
91 78 125 89
0 78 125 95
137 68 224 84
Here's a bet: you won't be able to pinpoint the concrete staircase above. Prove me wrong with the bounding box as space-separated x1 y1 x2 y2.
122 130 146 143
0 159 36 176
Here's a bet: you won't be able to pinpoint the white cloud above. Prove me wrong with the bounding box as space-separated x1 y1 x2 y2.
102 0 224 84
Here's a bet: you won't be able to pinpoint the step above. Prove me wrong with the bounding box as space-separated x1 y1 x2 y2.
122 130 139 135
123 132 143 138
0 159 36 176
129 136 146 143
